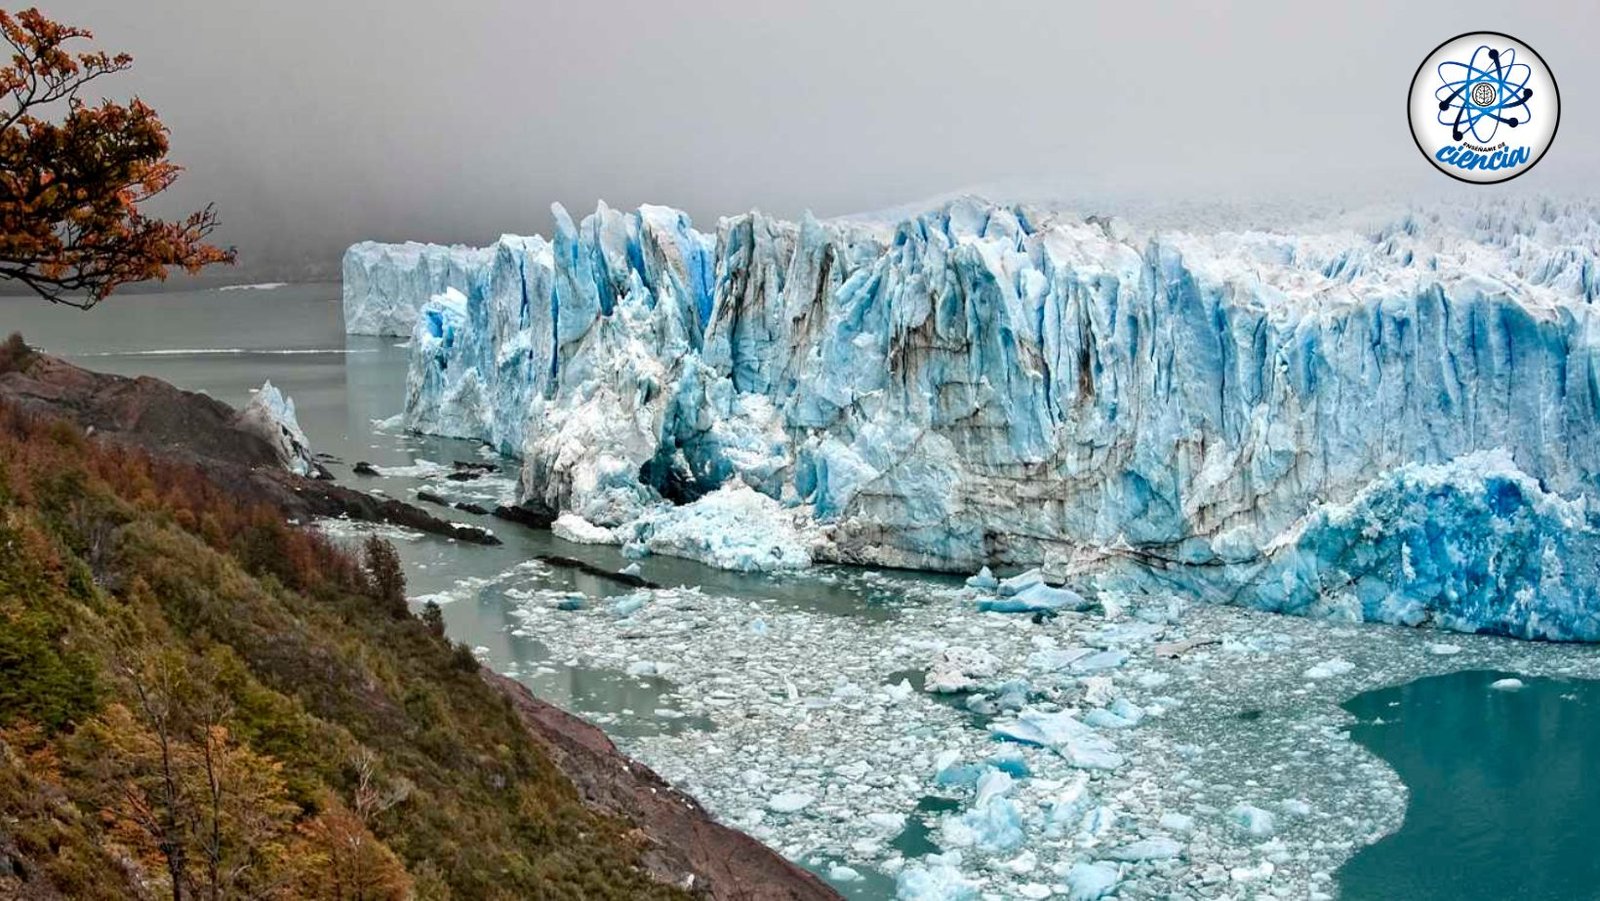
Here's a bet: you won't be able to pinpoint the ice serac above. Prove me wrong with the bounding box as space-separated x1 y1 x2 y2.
349 197 1600 639
234 380 323 478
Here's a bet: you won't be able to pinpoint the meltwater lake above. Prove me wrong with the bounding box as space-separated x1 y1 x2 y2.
10 284 1600 900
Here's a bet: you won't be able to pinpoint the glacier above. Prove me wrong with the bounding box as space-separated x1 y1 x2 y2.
342 241 493 335
344 196 1600 639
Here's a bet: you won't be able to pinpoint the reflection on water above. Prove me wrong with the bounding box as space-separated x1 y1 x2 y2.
1339 670 1600 900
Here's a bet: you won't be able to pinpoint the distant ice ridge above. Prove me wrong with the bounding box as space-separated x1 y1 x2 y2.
342 241 495 335
349 196 1600 637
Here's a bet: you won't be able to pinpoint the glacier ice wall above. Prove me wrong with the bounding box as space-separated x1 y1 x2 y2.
342 241 495 335
347 197 1600 638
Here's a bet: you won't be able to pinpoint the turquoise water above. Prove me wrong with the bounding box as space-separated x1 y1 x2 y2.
1340 670 1600 900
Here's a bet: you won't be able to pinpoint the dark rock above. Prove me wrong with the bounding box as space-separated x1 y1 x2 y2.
454 501 489 515
492 503 556 529
353 461 380 476
417 490 450 506
540 554 659 590
0 352 499 546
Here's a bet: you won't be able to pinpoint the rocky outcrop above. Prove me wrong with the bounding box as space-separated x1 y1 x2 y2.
488 672 839 900
0 349 498 545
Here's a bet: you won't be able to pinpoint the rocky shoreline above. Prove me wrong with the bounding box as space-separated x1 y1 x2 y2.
0 342 838 901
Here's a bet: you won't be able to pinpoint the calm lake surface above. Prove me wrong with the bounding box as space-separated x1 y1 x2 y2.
9 285 1592 901
1339 670 1600 901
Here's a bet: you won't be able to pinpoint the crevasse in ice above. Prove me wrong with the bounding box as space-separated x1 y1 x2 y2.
345 197 1600 638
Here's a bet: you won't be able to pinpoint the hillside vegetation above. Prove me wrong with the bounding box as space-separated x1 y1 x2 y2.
0 396 686 900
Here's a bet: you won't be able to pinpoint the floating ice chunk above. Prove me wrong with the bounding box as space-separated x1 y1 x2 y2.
978 582 1089 614
1158 812 1195 833
624 660 672 677
1301 659 1356 680
766 791 815 813
835 760 872 781
1079 806 1116 837
1225 804 1278 837
992 709 1088 747
935 762 983 789
1231 861 1276 883
1027 647 1093 672
993 709 1124 770
1103 837 1183 861
619 562 643 577
553 513 617 544
884 678 915 703
974 769 1014 806
1002 850 1037 874
1280 798 1312 818
941 794 1024 854
611 593 647 617
1064 861 1120 900
965 566 999 590
828 865 862 882
1018 884 1051 900
925 647 1000 693
1491 677 1525 691
997 569 1045 597
986 748 1031 778
867 812 908 832
1428 642 1463 656
1083 698 1145 730
1088 622 1164 647
1070 650 1129 674
895 852 978 901
635 483 813 571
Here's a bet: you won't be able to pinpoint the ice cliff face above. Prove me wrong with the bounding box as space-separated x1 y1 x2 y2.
343 241 494 335
346 197 1600 638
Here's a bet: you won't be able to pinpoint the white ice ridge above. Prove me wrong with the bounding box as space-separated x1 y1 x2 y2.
235 380 321 478
346 196 1600 638
342 241 495 335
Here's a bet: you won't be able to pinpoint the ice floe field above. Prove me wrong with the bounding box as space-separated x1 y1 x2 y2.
420 555 1600 900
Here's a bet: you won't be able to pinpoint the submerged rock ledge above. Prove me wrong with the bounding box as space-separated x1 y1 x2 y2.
345 197 1600 639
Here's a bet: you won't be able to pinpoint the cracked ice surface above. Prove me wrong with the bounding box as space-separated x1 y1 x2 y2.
499 568 1600 900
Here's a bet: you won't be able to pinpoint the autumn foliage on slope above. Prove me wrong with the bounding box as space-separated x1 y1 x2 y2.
0 8 233 307
0 399 685 900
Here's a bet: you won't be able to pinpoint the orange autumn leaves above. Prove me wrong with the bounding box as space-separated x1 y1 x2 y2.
0 8 232 308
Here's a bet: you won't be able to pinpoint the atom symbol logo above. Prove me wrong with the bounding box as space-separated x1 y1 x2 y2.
1436 45 1532 142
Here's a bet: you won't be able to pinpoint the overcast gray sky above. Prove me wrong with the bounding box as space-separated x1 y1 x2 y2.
37 1 1600 268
